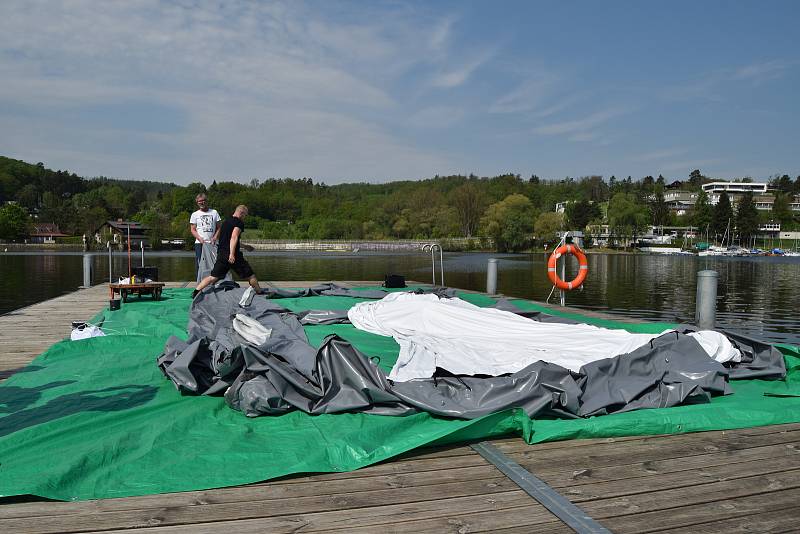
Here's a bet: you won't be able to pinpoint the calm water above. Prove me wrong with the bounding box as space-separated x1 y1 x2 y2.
1 251 798 345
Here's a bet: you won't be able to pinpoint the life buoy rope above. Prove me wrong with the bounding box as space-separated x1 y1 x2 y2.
547 244 588 290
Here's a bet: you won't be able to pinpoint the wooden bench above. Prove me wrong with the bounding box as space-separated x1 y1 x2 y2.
109 282 165 302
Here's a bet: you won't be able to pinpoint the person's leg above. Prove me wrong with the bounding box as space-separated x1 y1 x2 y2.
246 275 263 293
193 275 218 296
193 254 230 298
232 257 263 293
194 243 202 275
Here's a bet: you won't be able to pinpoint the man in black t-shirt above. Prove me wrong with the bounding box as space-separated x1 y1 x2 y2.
192 205 263 298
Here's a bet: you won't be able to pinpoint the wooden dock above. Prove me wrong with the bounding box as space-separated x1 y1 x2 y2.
1 282 799 533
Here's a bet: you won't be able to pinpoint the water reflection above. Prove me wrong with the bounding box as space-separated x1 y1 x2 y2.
0 251 798 344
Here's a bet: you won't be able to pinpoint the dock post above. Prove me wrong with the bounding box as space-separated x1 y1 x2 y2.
487 258 498 295
107 241 113 283
82 253 93 288
141 241 145 267
696 270 718 329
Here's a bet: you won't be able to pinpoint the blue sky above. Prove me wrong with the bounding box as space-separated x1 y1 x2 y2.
0 0 797 185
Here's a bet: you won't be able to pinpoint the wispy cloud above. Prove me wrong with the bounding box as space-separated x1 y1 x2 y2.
661 58 795 101
658 159 723 173
488 75 559 114
0 0 460 183
630 148 688 162
568 131 602 142
533 107 630 136
431 48 495 88
406 106 465 128
733 60 790 82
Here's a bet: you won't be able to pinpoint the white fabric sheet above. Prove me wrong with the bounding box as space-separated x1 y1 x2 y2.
70 324 106 341
348 293 740 382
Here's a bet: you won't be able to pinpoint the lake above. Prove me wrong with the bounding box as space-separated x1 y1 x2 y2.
1 250 798 344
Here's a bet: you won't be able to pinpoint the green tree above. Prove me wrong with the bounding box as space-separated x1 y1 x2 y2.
735 192 759 244
15 184 39 210
449 183 483 237
534 211 564 247
688 169 705 189
0 203 30 240
649 191 669 226
134 205 175 249
711 192 733 240
693 190 713 234
480 194 536 252
771 193 793 227
608 193 649 247
771 174 793 193
565 200 600 230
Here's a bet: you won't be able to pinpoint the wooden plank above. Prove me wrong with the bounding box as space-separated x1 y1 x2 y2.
92 492 546 534
531 441 800 490
580 468 800 521
600 486 800 533
0 476 525 533
0 460 502 518
492 423 800 460
679 506 800 533
566 454 799 503
506 429 800 474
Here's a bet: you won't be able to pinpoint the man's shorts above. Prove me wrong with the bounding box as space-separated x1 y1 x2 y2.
210 252 254 279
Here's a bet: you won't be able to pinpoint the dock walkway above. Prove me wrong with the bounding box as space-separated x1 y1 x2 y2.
1 283 798 533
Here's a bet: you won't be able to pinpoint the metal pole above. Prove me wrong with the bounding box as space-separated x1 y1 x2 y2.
437 244 444 286
696 270 718 329
127 224 132 280
82 253 92 288
429 246 436 285
560 252 566 307
107 241 113 283
141 240 145 267
486 258 497 295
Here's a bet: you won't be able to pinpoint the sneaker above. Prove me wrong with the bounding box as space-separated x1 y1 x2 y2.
191 289 199 298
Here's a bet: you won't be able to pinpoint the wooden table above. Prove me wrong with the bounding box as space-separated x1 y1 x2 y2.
108 282 165 302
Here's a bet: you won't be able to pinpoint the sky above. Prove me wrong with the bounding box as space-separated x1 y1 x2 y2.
0 0 798 185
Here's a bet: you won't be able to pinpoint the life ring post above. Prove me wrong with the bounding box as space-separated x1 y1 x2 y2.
547 242 589 294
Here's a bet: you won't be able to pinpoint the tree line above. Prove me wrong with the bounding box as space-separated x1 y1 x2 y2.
1 156 798 251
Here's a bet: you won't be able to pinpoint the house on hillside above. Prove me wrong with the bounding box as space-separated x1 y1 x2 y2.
95 219 149 248
30 223 69 244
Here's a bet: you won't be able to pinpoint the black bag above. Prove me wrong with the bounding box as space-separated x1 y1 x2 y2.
383 274 406 288
132 266 159 281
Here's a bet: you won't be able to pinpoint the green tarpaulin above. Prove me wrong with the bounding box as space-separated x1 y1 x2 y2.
1 287 798 501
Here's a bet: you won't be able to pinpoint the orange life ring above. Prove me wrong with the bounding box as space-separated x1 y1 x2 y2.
547 244 588 290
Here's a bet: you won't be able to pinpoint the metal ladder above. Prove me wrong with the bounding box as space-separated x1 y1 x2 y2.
421 243 444 286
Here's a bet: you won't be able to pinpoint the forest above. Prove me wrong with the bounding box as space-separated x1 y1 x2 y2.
1 156 798 251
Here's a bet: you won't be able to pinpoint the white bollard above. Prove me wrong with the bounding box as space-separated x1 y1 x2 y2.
696 270 718 330
82 253 93 288
108 242 113 283
486 258 498 295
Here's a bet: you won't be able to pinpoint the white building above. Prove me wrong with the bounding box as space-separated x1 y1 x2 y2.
701 181 768 205
663 191 698 216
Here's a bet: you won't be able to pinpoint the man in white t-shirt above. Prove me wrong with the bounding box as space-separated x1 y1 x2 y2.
189 193 221 277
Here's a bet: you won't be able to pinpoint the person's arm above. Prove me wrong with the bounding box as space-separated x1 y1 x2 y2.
190 223 204 243
211 215 221 244
228 227 241 263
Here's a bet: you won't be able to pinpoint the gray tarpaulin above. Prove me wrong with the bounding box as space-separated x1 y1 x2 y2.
197 242 233 283
158 286 786 420
262 282 457 300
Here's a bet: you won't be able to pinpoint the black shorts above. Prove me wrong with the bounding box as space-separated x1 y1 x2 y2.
210 252 254 279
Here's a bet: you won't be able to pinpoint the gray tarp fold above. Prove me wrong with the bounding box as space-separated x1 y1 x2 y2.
158 285 786 420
